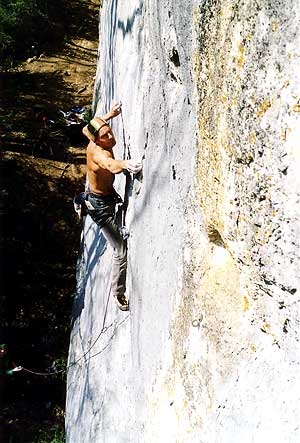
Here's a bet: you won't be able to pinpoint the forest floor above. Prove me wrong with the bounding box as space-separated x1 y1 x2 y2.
1 0 100 181
0 1 100 441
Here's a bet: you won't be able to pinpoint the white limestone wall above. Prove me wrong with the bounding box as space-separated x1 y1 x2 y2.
66 1 300 442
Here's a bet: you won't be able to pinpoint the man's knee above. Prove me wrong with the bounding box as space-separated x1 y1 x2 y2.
113 241 127 258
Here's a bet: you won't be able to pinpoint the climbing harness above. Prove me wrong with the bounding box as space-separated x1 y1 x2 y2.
73 107 132 241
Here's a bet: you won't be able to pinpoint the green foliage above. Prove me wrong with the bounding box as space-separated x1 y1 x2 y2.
82 106 93 123
0 0 49 66
33 426 65 443
52 356 68 379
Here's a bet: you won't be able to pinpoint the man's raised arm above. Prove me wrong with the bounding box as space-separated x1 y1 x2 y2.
100 103 122 122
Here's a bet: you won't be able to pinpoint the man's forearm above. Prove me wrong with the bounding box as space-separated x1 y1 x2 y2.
106 159 142 175
101 103 122 121
106 159 127 174
101 111 113 121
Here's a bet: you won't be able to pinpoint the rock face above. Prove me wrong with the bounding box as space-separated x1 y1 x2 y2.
66 1 300 442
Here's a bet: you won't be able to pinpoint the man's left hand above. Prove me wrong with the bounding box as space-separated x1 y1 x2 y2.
125 159 143 174
109 103 122 118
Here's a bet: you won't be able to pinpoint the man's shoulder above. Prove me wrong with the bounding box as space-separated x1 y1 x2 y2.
88 145 114 168
87 142 104 155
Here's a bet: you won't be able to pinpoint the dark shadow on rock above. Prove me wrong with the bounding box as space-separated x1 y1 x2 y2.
106 0 119 106
117 1 144 38
70 223 107 326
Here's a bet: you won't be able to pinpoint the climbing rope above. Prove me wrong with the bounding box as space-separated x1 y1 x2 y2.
6 316 129 377
6 288 129 378
6 107 132 378
119 108 132 229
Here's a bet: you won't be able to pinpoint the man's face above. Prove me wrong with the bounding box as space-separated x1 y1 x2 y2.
96 124 116 149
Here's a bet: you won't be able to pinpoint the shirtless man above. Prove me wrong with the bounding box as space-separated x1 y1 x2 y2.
82 103 142 311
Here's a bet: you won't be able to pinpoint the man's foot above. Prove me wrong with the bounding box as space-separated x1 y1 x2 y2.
114 293 129 311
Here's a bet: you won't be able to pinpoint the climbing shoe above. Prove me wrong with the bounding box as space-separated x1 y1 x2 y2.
114 293 129 311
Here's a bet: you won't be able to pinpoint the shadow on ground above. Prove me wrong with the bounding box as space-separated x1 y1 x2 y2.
0 70 89 163
45 0 99 54
2 0 99 65
0 1 100 441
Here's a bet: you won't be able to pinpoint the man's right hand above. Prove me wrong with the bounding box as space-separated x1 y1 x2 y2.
124 159 143 174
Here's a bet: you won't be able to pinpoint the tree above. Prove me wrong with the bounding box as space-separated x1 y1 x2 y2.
0 0 49 66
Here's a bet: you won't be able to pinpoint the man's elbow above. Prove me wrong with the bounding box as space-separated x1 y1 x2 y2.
106 161 124 174
109 166 123 174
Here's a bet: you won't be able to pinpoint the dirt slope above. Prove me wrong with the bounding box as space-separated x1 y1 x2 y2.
0 1 100 441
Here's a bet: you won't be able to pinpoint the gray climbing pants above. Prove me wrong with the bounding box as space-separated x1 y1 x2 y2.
86 192 127 298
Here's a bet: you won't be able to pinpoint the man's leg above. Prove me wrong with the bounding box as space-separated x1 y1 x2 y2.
101 218 128 309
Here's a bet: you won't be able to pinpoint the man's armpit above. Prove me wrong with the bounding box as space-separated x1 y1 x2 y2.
94 150 112 170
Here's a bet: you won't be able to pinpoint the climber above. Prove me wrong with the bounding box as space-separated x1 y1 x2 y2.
82 103 142 311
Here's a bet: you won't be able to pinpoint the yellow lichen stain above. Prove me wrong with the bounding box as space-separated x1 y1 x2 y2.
271 20 279 32
292 103 300 112
250 345 257 352
232 96 238 106
220 4 233 19
221 95 239 110
281 127 292 142
257 99 271 117
167 385 175 398
249 131 256 144
220 133 229 150
283 79 290 88
281 128 287 141
245 152 254 164
261 323 271 333
193 51 201 78
220 94 228 104
255 229 273 245
237 44 245 69
193 5 200 25
243 296 250 312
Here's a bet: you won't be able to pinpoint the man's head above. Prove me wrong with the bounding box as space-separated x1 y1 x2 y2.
82 117 116 148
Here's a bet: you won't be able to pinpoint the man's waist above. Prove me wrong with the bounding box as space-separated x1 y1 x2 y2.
89 190 113 198
88 189 123 203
